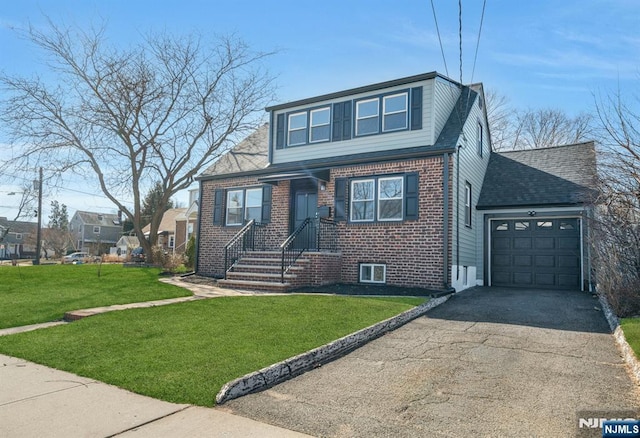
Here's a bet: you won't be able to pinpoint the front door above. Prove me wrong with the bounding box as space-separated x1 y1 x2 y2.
293 188 318 250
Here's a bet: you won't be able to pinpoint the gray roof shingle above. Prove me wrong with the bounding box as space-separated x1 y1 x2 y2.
477 141 598 209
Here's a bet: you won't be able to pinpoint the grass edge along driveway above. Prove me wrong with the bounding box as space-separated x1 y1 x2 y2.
0 264 191 329
0 295 425 407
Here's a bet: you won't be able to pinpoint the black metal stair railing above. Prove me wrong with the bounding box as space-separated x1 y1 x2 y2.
279 217 339 283
223 219 267 278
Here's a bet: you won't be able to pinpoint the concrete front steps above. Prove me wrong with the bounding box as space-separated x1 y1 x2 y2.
217 251 310 292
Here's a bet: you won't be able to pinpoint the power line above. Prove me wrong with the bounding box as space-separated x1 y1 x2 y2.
470 0 487 85
459 0 463 85
430 0 450 79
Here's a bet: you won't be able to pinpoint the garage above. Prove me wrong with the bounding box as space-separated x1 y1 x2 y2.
490 218 581 290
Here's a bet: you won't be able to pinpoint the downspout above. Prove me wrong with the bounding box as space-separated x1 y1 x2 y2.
443 152 450 289
456 144 461 282
194 182 204 274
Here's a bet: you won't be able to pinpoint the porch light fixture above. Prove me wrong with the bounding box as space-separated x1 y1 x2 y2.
528 210 536 217
320 182 326 191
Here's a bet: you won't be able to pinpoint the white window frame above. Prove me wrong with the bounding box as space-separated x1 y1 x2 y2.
350 179 375 222
93 226 101 234
355 98 379 136
288 112 307 146
225 189 245 226
464 182 472 228
377 176 404 221
168 235 175 248
226 188 263 226
382 93 408 132
244 188 263 222
15 233 22 240
360 263 386 284
309 107 331 143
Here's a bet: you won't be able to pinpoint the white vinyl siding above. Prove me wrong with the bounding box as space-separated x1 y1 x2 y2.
272 79 435 164
432 78 461 144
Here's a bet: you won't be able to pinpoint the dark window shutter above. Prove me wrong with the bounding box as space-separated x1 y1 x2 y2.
276 113 285 149
261 185 272 224
410 87 423 131
332 101 352 142
213 188 224 225
334 177 347 221
404 173 419 220
341 101 352 140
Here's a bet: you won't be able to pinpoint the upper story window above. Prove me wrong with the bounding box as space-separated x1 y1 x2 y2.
288 112 307 146
383 93 408 132
356 98 379 136
15 233 22 240
274 86 422 149
226 187 264 226
464 182 472 228
93 226 101 234
309 107 330 143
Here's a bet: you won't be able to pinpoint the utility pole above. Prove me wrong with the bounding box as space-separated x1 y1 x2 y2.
34 167 43 265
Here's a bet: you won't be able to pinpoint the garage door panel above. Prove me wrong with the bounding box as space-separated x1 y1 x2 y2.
490 218 581 290
513 255 532 267
558 237 579 250
513 272 533 285
513 237 532 249
535 237 555 250
535 273 555 286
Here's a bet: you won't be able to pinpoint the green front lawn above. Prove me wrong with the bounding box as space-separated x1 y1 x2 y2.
0 264 191 328
621 318 640 358
0 295 425 406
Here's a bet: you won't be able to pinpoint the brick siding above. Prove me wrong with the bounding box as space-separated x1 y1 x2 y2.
198 154 450 289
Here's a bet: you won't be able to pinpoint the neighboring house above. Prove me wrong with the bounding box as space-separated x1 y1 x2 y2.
0 217 38 259
114 235 140 257
195 71 597 293
69 211 123 253
142 208 187 253
174 189 199 254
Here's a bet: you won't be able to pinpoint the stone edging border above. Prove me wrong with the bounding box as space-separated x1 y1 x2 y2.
598 293 640 385
215 294 451 404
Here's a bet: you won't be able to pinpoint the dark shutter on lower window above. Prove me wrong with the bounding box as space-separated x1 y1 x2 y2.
276 113 285 149
261 185 272 224
213 188 224 225
410 87 423 131
332 101 352 142
404 173 419 220
334 178 347 221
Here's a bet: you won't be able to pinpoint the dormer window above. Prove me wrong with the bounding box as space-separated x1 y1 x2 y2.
309 107 330 143
288 112 307 146
356 98 379 136
383 93 408 132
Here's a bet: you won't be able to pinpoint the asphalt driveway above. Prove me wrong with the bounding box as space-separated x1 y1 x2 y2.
222 287 640 437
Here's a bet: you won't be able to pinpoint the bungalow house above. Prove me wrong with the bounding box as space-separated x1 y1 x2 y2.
195 72 596 292
0 217 38 259
69 211 122 254
174 189 199 254
142 208 187 253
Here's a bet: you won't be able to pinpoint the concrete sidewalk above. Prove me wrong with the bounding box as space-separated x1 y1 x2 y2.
0 354 312 438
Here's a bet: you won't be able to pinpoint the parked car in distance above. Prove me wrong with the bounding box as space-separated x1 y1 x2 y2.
131 247 145 263
62 252 89 264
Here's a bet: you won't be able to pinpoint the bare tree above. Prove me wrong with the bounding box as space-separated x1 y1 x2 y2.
590 87 640 316
0 19 275 260
484 89 593 151
11 183 38 221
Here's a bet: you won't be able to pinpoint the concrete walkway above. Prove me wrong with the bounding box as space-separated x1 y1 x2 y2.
0 354 312 437
223 287 640 437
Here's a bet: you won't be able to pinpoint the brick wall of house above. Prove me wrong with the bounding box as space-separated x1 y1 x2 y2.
321 156 449 289
197 176 291 277
198 154 451 289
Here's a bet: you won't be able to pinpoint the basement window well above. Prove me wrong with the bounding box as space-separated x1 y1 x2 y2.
360 263 386 284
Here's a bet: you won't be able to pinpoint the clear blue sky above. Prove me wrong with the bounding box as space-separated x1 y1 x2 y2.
0 0 638 219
